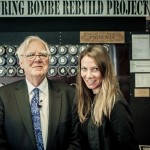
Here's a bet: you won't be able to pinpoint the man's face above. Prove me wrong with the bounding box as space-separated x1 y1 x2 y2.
19 40 49 81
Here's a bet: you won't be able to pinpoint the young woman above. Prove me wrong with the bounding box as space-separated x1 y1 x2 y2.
76 45 139 150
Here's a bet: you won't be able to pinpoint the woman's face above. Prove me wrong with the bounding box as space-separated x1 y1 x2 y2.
81 55 103 94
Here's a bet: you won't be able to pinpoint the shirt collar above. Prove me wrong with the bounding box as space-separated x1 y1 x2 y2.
26 77 48 94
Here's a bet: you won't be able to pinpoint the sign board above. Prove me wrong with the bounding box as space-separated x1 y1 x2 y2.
80 31 125 43
0 0 149 17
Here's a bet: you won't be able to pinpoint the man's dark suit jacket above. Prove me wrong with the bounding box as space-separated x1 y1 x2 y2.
0 79 80 150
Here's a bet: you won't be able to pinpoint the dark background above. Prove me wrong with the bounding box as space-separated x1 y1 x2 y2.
0 17 146 31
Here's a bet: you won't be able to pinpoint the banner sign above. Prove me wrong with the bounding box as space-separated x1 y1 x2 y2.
0 0 150 17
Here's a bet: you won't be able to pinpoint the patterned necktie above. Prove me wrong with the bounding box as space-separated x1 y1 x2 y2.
31 88 44 150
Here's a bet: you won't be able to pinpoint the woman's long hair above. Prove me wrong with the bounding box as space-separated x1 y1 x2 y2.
76 45 122 126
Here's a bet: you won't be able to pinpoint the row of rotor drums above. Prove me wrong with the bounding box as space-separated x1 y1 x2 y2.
0 45 88 77
0 66 78 77
0 45 21 77
49 45 87 66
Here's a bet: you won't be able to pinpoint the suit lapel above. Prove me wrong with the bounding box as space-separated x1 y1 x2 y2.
15 80 36 149
14 80 62 149
47 81 62 149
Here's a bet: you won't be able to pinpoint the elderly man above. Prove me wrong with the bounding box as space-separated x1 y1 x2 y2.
0 36 80 150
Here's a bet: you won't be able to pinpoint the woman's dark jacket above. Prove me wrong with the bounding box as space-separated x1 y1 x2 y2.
79 94 139 150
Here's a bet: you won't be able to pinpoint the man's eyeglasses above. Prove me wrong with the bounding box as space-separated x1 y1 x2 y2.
21 51 50 60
